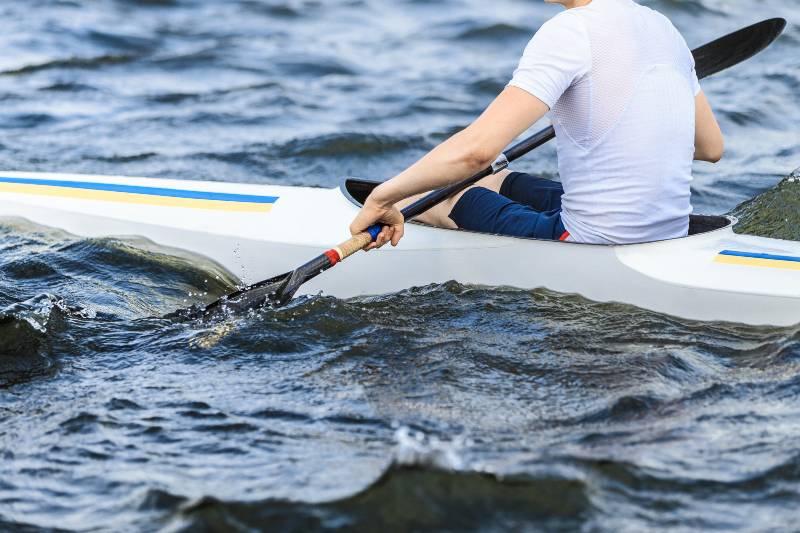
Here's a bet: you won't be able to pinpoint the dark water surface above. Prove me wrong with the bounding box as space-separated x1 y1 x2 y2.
1 0 800 531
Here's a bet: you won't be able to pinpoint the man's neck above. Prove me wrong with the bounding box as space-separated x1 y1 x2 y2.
564 0 594 9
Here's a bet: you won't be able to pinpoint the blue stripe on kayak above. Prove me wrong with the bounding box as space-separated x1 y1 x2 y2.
0 176 279 204
719 250 800 263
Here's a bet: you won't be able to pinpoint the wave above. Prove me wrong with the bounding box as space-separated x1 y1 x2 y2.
145 81 282 105
86 152 159 163
174 465 591 532
278 133 427 158
39 82 100 93
456 23 533 42
150 47 224 70
237 1 302 18
3 113 57 129
0 519 57 533
86 30 158 54
732 168 800 240
273 56 358 78
468 77 507 97
196 133 427 168
114 0 181 5
0 54 139 76
0 220 238 318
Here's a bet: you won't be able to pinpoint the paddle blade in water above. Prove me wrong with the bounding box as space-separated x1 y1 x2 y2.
201 271 292 316
200 253 332 316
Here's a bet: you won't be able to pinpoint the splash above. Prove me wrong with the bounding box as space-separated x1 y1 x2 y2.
393 426 468 471
0 294 71 386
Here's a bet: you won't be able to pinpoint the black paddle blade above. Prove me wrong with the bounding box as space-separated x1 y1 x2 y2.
695 18 786 79
199 271 291 317
200 253 332 317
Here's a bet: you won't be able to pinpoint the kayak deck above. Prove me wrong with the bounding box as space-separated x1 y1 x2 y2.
0 171 798 326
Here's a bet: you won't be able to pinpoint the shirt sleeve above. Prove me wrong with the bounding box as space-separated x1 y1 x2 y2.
507 14 591 109
667 18 702 96
689 53 702 96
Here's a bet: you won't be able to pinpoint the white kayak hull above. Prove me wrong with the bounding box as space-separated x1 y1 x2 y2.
0 171 798 326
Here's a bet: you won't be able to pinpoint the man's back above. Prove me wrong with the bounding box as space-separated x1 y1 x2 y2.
511 0 699 244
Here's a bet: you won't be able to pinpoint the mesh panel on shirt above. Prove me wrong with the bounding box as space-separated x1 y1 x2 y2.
549 0 698 244
553 0 693 150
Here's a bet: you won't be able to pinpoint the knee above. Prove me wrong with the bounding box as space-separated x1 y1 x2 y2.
481 170 511 194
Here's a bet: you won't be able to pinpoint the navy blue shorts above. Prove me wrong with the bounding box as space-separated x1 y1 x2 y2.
448 172 570 241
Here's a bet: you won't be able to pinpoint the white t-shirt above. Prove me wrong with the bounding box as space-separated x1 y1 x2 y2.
509 0 701 244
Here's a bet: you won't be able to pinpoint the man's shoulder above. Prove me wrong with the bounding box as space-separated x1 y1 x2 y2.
543 7 587 28
632 2 683 34
535 9 589 41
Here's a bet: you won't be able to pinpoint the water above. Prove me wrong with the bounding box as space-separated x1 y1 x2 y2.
1 0 799 531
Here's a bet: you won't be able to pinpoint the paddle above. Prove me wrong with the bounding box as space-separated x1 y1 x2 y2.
202 17 786 316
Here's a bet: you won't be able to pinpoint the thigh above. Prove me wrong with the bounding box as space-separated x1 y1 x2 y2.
500 172 564 212
448 186 567 241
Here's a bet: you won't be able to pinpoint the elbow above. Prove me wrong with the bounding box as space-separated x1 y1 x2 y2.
696 138 724 164
707 141 724 164
466 149 498 170
447 127 501 170
457 143 498 171
449 128 498 169
707 135 725 163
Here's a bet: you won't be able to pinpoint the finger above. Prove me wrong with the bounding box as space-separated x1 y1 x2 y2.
391 224 404 246
382 228 394 248
379 227 392 247
349 214 367 236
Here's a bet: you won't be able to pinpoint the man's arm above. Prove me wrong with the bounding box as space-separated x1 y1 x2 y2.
349 87 550 247
372 87 549 204
694 90 724 163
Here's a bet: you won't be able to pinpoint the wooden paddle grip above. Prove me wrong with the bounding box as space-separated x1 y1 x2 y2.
336 232 374 260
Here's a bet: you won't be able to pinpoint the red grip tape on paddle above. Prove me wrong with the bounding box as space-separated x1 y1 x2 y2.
324 249 341 266
559 231 570 242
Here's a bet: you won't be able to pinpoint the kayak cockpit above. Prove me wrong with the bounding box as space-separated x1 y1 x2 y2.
687 214 733 236
341 178 732 237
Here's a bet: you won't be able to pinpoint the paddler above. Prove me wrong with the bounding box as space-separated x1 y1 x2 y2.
349 0 725 247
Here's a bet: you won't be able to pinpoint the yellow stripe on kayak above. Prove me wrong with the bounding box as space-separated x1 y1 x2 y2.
715 254 800 271
0 182 274 213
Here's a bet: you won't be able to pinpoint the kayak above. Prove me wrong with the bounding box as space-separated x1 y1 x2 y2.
0 171 798 326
